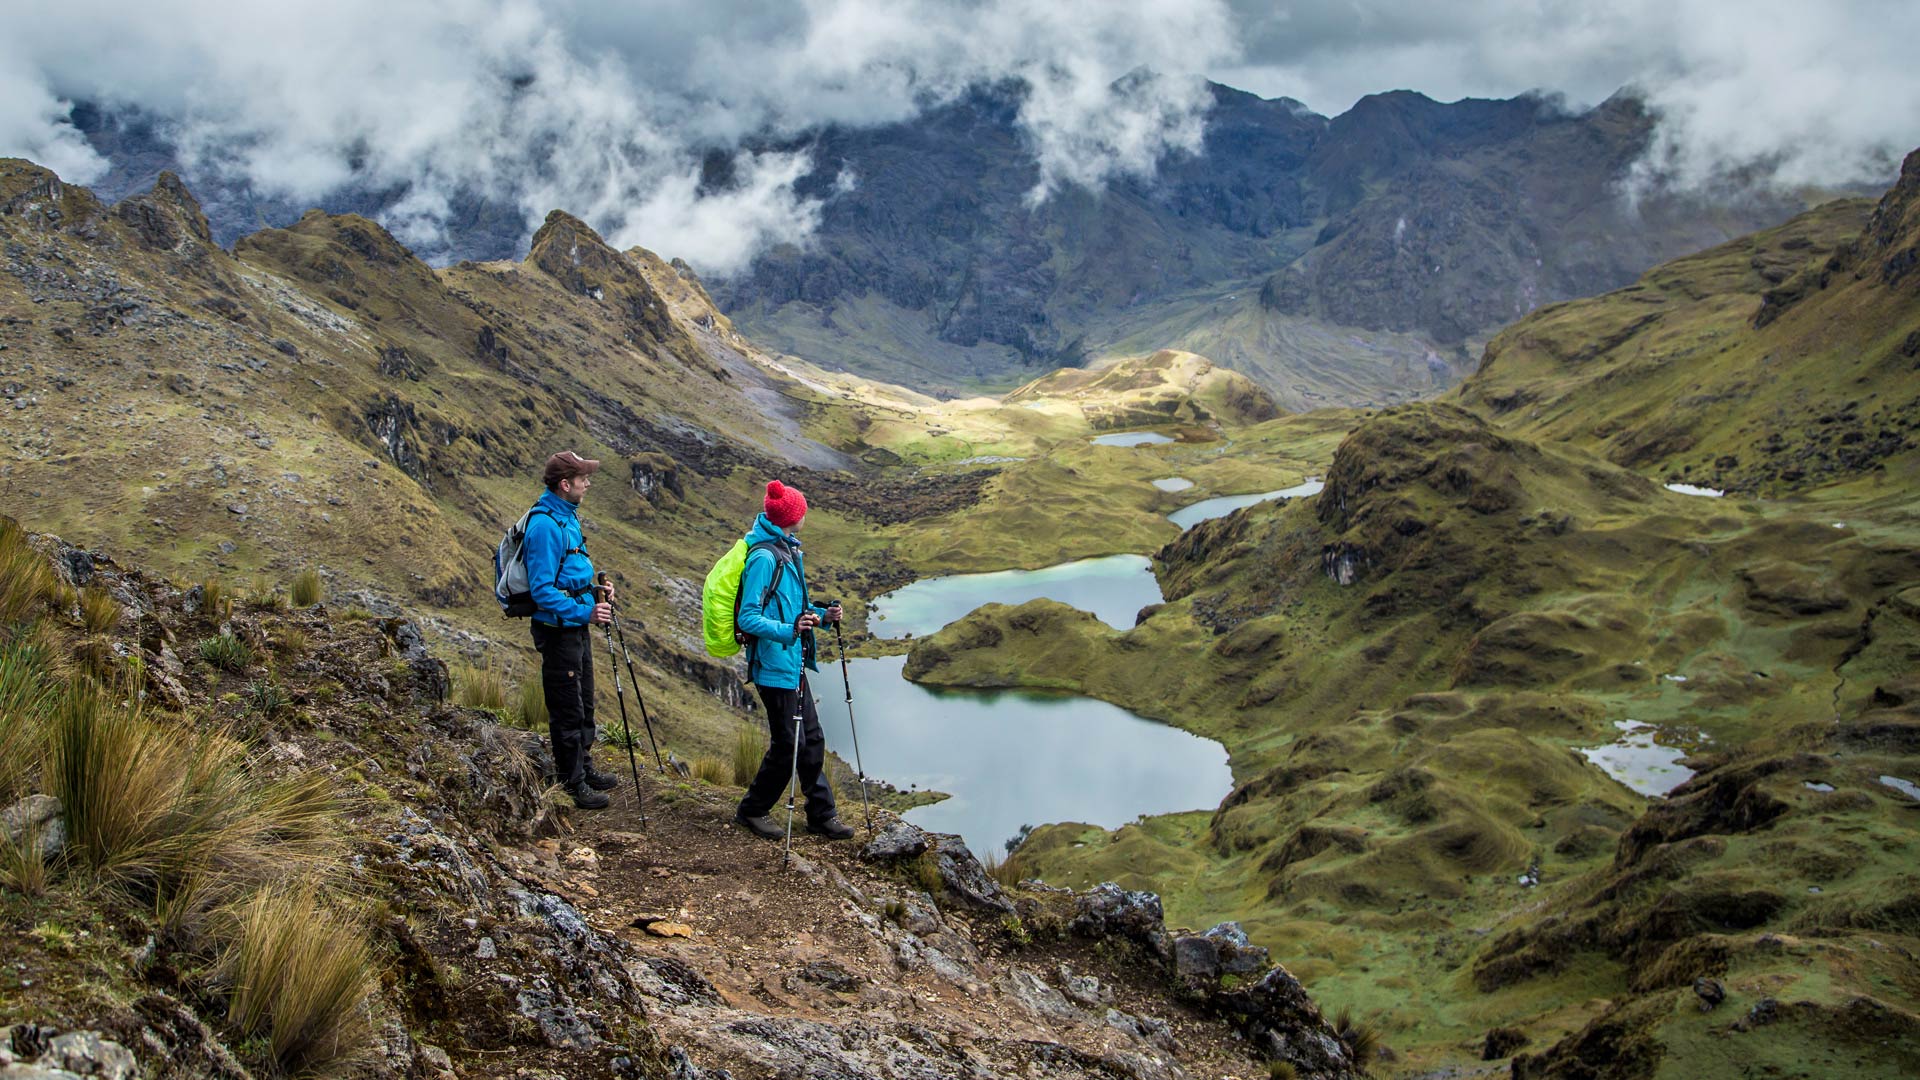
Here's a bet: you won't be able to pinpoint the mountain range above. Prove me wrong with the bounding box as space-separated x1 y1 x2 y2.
69 82 1821 406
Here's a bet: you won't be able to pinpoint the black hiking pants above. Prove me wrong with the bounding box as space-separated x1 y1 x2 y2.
531 622 596 787
740 676 838 825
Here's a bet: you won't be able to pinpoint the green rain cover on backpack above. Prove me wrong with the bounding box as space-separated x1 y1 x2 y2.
701 539 751 657
701 539 787 658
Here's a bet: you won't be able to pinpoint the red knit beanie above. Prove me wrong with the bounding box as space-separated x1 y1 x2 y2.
764 480 808 528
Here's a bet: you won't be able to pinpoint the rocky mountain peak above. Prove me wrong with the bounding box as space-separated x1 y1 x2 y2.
108 169 212 251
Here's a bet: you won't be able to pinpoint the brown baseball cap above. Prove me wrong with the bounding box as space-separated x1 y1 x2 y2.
543 450 601 488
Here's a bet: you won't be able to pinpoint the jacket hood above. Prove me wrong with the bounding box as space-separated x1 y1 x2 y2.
746 513 799 548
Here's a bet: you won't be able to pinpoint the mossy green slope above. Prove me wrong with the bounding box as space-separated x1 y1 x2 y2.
905 396 1920 1072
1458 151 1920 495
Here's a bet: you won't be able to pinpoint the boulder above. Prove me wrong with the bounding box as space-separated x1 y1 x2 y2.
0 795 66 863
1070 883 1171 959
861 821 930 862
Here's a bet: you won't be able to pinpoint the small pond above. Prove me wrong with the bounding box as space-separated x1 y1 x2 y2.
1167 478 1324 530
1152 477 1194 492
868 554 1163 639
1664 483 1726 497
811 655 1233 858
1091 431 1174 447
1881 775 1920 801
1580 720 1695 797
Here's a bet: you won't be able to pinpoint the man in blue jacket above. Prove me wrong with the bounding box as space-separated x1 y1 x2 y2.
734 480 854 840
525 450 617 809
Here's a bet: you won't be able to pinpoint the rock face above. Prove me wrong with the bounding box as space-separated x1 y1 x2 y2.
0 1025 138 1080
0 795 66 863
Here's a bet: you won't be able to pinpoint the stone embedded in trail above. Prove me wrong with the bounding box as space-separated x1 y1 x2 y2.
932 837 1014 913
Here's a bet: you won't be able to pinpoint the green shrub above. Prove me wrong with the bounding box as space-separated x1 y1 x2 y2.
453 663 507 711
199 633 253 673
223 883 374 1076
732 726 767 786
516 677 547 730
288 569 324 608
0 518 55 626
1267 1061 1298 1080
79 587 123 636
247 679 290 720
692 756 731 785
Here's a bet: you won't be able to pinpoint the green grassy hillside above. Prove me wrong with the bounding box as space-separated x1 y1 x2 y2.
896 153 1920 1075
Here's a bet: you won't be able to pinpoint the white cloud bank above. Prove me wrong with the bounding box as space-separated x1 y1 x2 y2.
1 0 1914 272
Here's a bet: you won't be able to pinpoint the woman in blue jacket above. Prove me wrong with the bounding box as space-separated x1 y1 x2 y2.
734 480 853 840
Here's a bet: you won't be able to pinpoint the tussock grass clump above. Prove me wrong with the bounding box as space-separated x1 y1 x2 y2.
271 627 310 661
692 756 731 785
0 831 52 896
981 849 1023 889
914 852 944 897
1332 1007 1381 1068
733 726 767 786
223 883 373 1076
453 663 507 711
49 685 338 904
246 575 287 612
288 568 324 608
199 633 253 673
78 587 123 636
199 577 231 623
0 639 56 801
516 677 547 730
0 517 55 626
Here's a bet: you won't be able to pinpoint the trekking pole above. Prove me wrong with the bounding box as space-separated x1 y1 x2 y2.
831 620 874 834
593 581 644 824
598 573 666 774
781 704 803 870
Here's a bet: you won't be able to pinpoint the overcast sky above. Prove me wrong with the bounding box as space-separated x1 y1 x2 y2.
2 0 1915 272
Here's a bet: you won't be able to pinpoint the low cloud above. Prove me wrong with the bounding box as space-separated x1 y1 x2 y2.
1 0 1914 275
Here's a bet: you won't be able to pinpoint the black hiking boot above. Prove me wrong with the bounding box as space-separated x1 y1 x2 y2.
582 762 620 791
566 782 610 810
806 817 856 840
735 810 783 839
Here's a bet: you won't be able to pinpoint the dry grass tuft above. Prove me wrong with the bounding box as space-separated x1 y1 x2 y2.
271 627 310 661
733 725 767 786
246 576 287 612
516 676 547 730
981 848 1023 889
50 685 339 908
0 831 52 896
199 577 231 623
454 662 507 711
1332 1007 1381 1067
692 756 731 785
0 518 55 626
288 569 324 608
78 587 123 636
223 882 374 1076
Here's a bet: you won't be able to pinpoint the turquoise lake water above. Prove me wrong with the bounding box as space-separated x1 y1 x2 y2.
867 554 1164 638
810 654 1232 858
1166 478 1324 529
1091 431 1175 447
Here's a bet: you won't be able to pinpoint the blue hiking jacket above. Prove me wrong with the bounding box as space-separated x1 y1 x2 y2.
736 513 828 689
524 490 598 626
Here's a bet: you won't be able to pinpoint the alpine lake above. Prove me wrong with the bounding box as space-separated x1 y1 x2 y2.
825 553 1231 859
